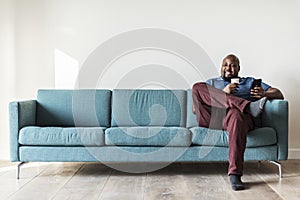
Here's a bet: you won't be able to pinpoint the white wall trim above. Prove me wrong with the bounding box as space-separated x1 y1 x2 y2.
288 148 300 159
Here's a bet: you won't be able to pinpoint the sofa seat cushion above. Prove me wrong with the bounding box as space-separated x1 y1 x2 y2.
190 127 277 147
19 126 105 146
105 127 191 146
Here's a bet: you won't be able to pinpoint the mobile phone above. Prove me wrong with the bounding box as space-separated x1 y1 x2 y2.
251 79 262 89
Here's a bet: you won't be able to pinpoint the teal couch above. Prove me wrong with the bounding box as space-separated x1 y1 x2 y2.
9 89 288 177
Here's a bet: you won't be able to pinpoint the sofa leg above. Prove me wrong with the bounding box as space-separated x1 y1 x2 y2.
257 160 261 168
269 161 282 179
16 162 26 179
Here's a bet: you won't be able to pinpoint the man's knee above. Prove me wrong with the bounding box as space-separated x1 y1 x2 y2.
227 108 245 122
192 82 207 93
226 108 253 127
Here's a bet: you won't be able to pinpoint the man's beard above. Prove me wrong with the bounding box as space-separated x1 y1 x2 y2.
222 74 233 82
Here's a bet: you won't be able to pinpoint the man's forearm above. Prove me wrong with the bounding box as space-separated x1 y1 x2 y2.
265 88 284 100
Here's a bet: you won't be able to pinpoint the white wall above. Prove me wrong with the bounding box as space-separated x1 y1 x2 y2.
1 0 300 159
0 0 16 160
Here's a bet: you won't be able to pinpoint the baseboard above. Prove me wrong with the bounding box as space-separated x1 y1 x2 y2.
288 148 300 159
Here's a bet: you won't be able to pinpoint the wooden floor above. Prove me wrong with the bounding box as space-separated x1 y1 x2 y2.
0 160 299 200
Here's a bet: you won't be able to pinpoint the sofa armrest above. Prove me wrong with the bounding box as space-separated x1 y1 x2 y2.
261 100 289 160
9 100 37 161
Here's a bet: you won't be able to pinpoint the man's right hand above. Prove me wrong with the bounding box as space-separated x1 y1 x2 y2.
223 83 239 94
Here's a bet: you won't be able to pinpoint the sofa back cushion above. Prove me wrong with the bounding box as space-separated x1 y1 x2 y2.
186 89 198 128
111 89 186 127
36 90 111 127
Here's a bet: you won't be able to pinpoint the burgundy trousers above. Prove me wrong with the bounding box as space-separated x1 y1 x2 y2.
192 82 254 175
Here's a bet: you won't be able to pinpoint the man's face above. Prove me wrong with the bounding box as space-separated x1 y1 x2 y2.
221 57 240 81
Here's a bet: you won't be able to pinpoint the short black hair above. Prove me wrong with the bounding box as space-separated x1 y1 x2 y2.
224 54 240 66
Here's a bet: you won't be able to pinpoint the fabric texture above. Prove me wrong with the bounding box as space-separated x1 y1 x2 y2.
105 127 191 146
262 100 289 160
190 127 277 147
36 90 111 127
186 89 198 128
9 100 36 161
111 89 186 127
19 146 277 162
19 126 106 146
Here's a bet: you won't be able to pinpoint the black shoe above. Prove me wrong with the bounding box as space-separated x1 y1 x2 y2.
229 174 245 191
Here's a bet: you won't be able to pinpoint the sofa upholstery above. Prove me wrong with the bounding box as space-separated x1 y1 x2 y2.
9 89 288 166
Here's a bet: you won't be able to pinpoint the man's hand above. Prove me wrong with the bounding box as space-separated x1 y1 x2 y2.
223 83 239 94
250 86 265 99
252 87 284 100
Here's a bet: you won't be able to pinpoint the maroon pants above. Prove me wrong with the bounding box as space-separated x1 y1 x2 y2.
192 82 254 175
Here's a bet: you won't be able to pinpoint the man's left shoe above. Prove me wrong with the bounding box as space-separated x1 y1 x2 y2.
229 174 245 191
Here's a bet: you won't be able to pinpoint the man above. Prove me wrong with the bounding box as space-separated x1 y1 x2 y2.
192 54 284 191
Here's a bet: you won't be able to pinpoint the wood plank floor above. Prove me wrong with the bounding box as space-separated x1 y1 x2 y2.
0 160 299 200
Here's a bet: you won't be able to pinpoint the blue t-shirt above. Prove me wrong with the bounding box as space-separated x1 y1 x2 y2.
206 77 271 101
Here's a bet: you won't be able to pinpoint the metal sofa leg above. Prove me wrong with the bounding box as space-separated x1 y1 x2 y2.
258 160 261 168
17 162 26 179
269 161 282 179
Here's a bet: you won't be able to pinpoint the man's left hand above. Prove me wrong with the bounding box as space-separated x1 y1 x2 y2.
250 86 265 99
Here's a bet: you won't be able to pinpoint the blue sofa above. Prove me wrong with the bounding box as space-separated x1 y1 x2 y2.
9 89 288 178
